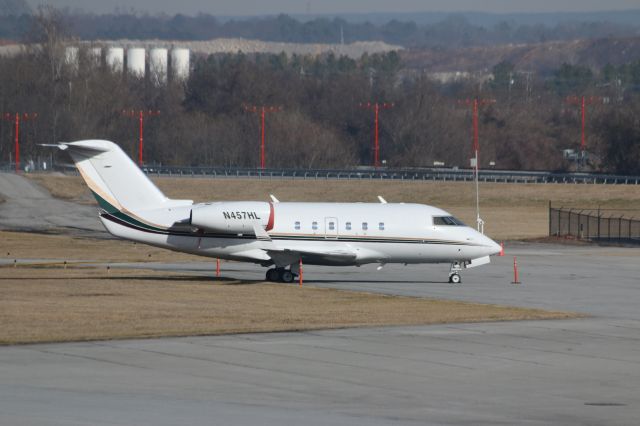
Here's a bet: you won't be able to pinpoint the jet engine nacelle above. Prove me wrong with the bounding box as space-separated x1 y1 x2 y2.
190 201 272 233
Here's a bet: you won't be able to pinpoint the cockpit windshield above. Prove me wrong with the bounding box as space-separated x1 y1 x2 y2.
432 216 466 226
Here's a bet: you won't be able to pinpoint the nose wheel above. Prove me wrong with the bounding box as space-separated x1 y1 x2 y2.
448 262 463 284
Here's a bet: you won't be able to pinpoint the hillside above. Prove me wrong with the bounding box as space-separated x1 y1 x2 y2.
0 0 30 16
403 37 640 74
95 38 402 59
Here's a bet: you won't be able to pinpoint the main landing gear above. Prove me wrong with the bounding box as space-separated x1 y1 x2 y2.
266 267 296 283
448 261 463 284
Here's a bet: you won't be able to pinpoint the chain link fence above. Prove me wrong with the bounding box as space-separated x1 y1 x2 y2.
549 204 640 243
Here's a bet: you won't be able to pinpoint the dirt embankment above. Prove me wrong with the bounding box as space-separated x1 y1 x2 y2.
403 37 640 74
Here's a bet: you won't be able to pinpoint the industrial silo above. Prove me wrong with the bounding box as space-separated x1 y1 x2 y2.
64 46 79 71
171 48 190 81
127 47 146 77
106 47 124 72
149 48 168 84
88 47 102 65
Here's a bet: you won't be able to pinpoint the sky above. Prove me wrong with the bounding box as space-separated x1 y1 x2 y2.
30 0 640 16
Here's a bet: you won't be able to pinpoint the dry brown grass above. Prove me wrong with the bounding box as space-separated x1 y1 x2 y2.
0 230 195 263
0 266 577 345
28 174 640 240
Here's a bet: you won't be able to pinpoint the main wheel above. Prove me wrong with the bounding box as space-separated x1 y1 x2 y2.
266 269 279 282
449 274 461 284
280 270 295 283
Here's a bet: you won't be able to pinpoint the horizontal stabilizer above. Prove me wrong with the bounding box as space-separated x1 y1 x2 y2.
57 141 110 153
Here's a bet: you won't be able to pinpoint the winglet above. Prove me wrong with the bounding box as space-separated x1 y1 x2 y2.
377 196 388 204
270 194 280 203
253 223 272 241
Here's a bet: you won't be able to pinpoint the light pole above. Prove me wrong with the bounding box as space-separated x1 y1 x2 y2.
565 96 602 169
243 105 282 170
359 102 394 168
122 110 161 167
457 98 495 234
3 112 38 173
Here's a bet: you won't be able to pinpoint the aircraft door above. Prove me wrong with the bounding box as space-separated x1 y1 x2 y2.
324 217 338 239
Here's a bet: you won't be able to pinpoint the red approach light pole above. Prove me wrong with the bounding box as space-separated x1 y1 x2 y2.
457 98 495 233
3 112 38 173
565 96 602 167
122 110 161 167
359 102 394 168
457 99 496 165
243 105 282 170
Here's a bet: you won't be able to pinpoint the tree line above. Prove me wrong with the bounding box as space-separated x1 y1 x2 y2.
1 14 640 174
2 11 640 49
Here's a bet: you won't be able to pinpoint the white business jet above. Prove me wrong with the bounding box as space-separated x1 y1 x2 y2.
56 140 501 284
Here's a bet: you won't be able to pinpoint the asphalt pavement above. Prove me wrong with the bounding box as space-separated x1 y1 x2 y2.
0 172 104 236
2 244 640 425
1 173 639 425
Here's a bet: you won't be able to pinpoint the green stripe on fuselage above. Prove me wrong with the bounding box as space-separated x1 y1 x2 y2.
91 190 167 232
91 191 119 214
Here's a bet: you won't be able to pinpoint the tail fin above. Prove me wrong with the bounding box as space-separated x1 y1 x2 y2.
59 140 190 213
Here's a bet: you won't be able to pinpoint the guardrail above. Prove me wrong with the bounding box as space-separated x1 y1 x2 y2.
139 166 640 185
4 163 640 185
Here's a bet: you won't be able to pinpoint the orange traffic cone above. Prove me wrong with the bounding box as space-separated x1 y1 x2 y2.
511 256 521 285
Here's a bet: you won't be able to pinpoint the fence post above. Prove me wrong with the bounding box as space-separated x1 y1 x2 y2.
597 207 601 239
619 215 624 243
578 210 582 239
549 201 552 236
568 208 572 238
558 207 561 237
630 217 634 240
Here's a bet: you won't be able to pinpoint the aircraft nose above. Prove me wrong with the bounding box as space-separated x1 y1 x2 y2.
483 235 502 256
466 229 502 256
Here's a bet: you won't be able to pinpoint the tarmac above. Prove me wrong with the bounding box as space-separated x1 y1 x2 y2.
0 172 104 236
1 172 639 425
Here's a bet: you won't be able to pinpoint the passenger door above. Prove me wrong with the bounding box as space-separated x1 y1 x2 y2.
324 217 338 239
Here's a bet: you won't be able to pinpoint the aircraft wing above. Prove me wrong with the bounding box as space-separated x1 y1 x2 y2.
240 225 358 266
266 247 357 267
229 246 357 266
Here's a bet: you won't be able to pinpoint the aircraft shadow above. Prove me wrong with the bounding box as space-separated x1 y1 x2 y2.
300 279 445 285
1 274 447 285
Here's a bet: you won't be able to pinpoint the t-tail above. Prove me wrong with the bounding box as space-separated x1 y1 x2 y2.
57 140 193 236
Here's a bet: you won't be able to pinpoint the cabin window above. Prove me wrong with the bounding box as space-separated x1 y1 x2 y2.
362 222 368 231
433 216 466 226
294 221 300 230
312 221 318 230
328 221 335 231
379 222 385 231
345 222 352 231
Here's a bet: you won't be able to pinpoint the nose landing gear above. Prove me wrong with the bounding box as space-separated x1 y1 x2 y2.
448 262 463 284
